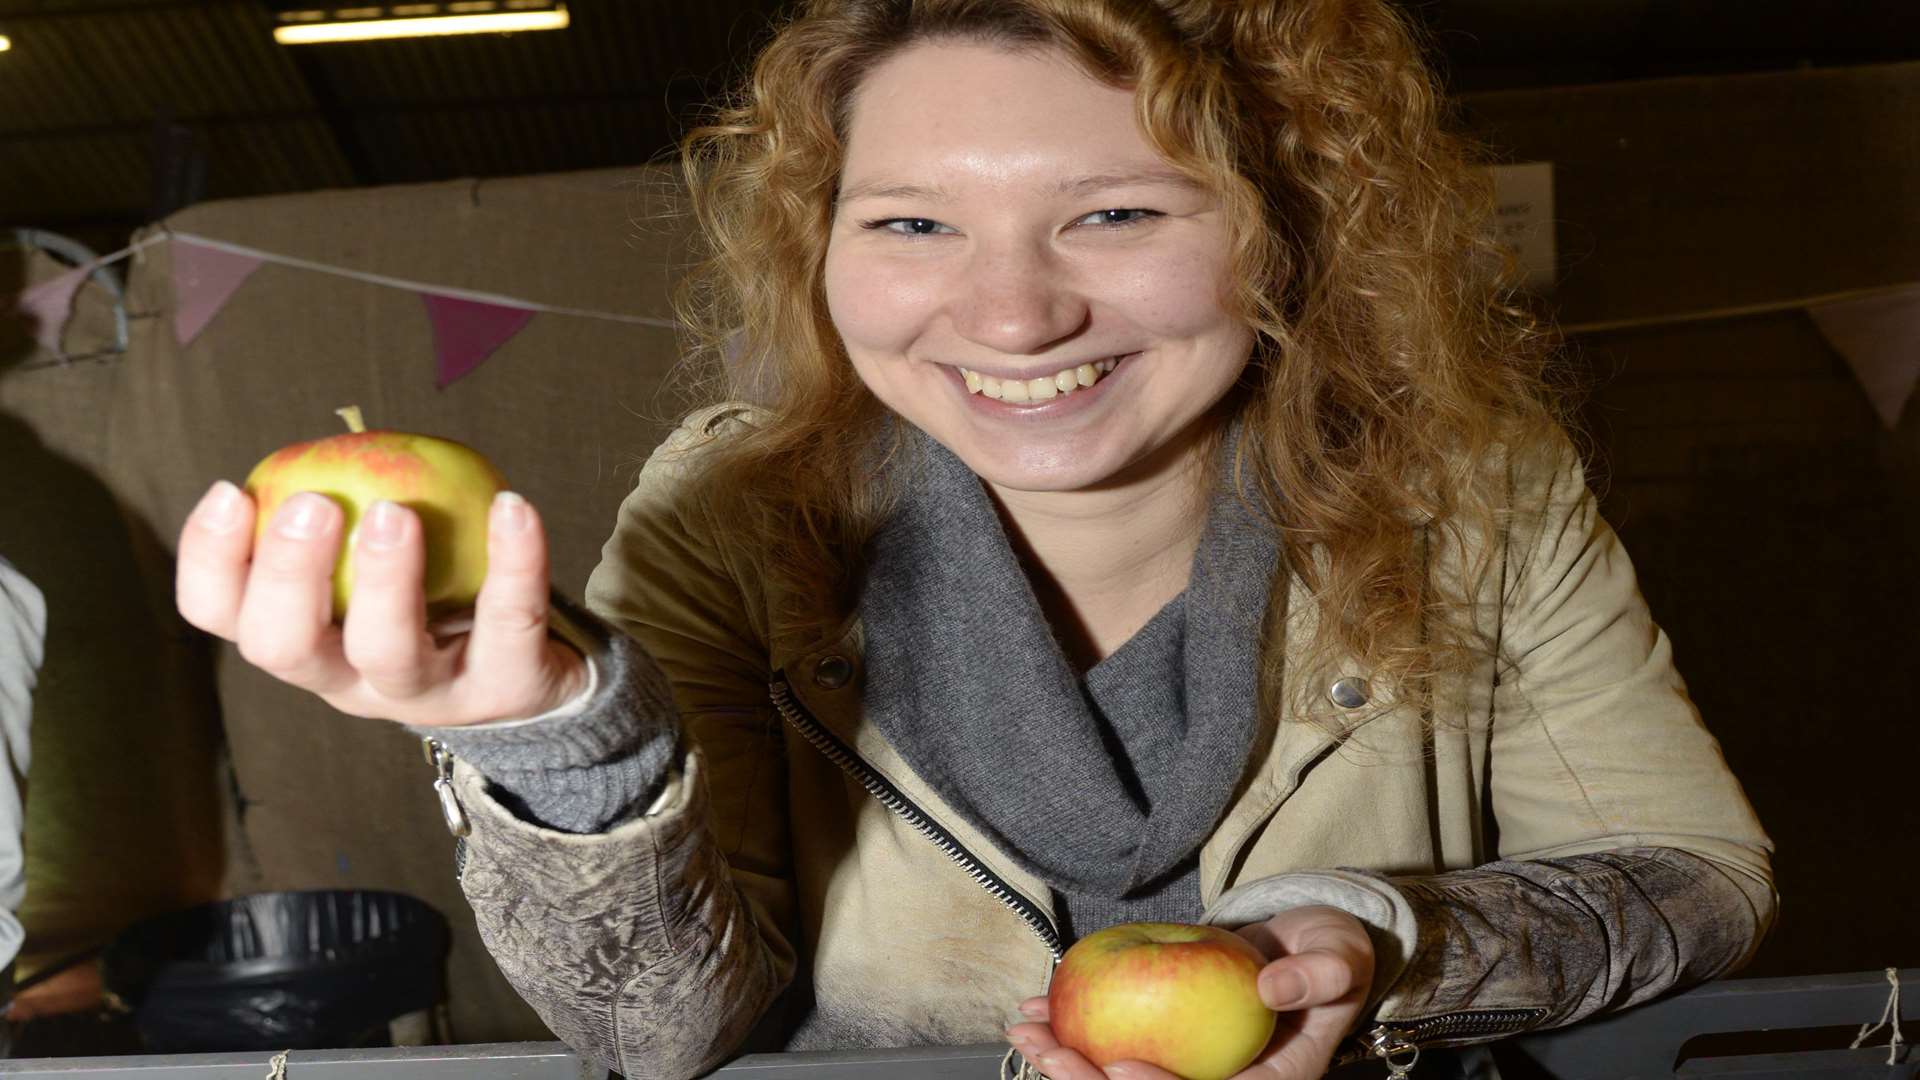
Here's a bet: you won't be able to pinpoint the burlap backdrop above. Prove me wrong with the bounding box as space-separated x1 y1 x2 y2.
4 165 700 1041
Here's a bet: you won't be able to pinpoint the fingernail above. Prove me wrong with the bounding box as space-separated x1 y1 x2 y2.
1017 999 1046 1018
275 493 329 539
363 501 405 549
196 480 243 532
492 491 530 533
1262 969 1309 1009
1033 1051 1064 1072
1108 1065 1151 1080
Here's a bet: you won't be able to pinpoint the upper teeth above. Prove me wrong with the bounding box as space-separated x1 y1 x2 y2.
961 358 1119 402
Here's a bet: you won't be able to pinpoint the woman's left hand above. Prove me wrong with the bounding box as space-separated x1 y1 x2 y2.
1006 905 1375 1080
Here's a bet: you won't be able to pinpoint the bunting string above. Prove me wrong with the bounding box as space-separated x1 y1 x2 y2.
158 229 677 330
1557 282 1920 337
6 229 1919 422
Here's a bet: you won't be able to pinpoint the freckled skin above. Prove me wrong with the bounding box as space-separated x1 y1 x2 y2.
1049 922 1276 1080
244 430 506 620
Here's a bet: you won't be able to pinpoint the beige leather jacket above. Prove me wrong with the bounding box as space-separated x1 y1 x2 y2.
443 405 1776 1078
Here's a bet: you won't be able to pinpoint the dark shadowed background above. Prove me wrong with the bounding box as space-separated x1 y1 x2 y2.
2 0 1917 1057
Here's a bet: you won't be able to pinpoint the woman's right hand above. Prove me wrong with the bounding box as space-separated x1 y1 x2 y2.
174 480 589 727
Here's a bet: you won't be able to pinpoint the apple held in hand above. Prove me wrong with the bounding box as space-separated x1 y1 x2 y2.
1048 921 1276 1080
244 407 507 620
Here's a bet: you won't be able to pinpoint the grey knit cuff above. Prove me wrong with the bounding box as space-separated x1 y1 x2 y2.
408 593 681 835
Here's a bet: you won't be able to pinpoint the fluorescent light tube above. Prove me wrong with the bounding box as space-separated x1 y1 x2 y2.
273 5 567 44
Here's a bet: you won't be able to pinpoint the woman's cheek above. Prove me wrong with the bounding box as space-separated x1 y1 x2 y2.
1109 248 1229 334
824 253 939 353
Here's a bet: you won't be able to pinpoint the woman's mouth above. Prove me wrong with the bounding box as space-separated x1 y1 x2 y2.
956 355 1127 403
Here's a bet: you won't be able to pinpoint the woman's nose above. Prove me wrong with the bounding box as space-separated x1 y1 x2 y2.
950 244 1089 356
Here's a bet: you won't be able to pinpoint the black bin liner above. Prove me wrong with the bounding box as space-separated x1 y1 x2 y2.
101 889 450 1053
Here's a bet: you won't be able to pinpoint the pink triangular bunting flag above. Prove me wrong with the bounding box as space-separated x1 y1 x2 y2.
172 239 265 347
12 264 92 353
422 293 537 388
1809 284 1920 430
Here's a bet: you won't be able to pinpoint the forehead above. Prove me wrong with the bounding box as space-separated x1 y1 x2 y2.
839 40 1168 191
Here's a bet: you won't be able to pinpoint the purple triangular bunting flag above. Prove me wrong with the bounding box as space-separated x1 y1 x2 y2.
12 264 92 353
1809 284 1920 430
172 239 265 347
422 293 536 388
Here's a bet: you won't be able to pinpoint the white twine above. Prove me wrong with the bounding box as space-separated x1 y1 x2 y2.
265 1050 290 1078
1000 1046 1042 1079
1848 967 1906 1066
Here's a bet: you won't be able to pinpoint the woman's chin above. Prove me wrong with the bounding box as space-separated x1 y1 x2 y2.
950 443 1129 495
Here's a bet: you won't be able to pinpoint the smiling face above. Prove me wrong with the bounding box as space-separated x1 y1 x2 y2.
823 40 1256 496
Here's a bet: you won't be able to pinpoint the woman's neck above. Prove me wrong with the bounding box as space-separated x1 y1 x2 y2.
986 439 1214 672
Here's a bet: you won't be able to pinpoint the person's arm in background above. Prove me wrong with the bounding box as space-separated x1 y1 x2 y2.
0 557 46 1053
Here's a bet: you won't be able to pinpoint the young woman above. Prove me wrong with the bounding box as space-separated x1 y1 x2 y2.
174 1 1776 1077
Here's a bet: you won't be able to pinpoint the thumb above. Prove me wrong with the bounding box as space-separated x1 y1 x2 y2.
1245 907 1374 1011
1256 946 1362 1011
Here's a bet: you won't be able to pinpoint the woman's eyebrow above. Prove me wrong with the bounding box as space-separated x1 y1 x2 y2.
1055 167 1202 197
837 167 1201 205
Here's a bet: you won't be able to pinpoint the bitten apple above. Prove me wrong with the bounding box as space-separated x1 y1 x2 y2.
244 408 506 621
1047 922 1276 1080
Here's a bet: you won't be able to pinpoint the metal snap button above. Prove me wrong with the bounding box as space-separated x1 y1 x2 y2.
813 655 854 690
1328 676 1370 709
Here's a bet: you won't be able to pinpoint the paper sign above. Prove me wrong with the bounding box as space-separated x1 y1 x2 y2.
1489 162 1557 293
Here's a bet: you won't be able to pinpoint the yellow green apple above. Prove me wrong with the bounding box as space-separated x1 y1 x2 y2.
1047 922 1276 1080
243 409 506 621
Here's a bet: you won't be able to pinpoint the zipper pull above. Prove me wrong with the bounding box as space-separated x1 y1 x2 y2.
422 736 471 837
1364 1024 1422 1078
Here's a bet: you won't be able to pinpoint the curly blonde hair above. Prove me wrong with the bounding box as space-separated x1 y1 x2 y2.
672 0 1570 724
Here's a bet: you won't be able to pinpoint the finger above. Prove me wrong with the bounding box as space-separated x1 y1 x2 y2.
234 492 355 693
176 480 256 639
1237 1000 1365 1080
1007 1020 1059 1057
1237 906 1374 1010
1030 1045 1111 1080
1017 996 1050 1021
1006 1023 1147 1080
1103 1062 1184 1080
1255 947 1360 1011
341 500 444 700
462 492 569 719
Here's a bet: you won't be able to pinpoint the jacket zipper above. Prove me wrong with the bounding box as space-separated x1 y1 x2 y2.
1342 1007 1549 1074
421 736 471 881
770 675 1065 961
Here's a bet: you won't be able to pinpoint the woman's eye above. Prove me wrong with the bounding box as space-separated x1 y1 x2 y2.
1074 208 1161 227
863 218 954 236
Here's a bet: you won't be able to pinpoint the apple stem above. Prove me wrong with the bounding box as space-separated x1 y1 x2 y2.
334 405 367 434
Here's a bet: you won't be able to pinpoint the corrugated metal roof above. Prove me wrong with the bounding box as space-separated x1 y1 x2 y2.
1 0 787 230
1 0 1917 234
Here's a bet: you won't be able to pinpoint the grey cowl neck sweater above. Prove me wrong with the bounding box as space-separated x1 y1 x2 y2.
857 423 1280 937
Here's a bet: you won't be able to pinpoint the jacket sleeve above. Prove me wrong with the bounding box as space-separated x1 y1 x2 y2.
447 407 797 1079
1373 448 1776 1028
1209 445 1777 1053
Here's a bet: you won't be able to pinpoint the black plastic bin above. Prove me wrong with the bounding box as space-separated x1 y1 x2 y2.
100 889 451 1053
